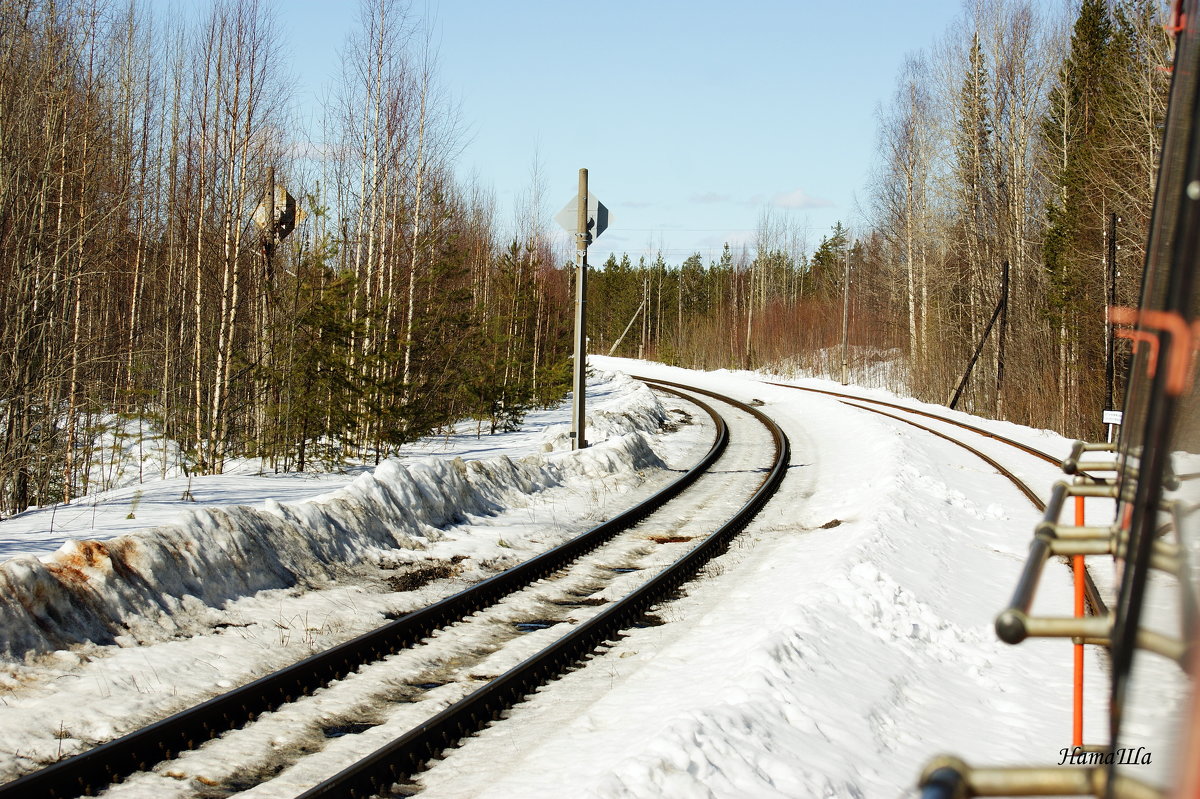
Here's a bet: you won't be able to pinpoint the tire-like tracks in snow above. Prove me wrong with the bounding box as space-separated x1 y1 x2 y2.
764 381 1108 616
1 379 789 799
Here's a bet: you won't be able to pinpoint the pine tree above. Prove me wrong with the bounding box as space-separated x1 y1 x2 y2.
271 268 363 472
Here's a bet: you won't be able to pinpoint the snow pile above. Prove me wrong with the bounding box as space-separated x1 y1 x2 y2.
540 372 670 450
0 371 668 663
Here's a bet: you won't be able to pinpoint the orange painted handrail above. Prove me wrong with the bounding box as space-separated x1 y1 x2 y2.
1073 495 1085 748
1166 0 1186 35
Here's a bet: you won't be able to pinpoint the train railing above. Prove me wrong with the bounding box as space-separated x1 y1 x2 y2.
917 440 1191 799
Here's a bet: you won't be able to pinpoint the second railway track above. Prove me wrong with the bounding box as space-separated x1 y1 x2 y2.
1 379 789 799
766 381 1109 616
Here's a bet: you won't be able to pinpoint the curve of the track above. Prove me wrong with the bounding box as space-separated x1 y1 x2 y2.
288 380 789 798
765 381 1108 616
0 384 732 799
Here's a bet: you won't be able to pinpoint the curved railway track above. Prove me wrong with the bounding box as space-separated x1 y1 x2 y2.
0 380 789 799
764 382 1072 468
766 381 1108 616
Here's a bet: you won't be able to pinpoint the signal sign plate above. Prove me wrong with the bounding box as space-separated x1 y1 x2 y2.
555 193 611 240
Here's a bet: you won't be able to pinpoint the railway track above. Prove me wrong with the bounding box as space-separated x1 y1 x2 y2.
765 381 1109 616
0 379 789 799
763 382 1072 468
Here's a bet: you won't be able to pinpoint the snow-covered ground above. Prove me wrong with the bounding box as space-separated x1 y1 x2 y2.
0 359 1186 796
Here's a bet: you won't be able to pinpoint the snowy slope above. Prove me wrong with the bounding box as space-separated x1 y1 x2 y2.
0 370 689 661
0 359 1174 797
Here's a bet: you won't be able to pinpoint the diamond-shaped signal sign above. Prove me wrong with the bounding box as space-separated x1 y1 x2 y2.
253 184 303 241
555 193 612 241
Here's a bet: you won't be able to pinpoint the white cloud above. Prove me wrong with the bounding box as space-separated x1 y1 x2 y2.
690 192 733 204
771 188 833 209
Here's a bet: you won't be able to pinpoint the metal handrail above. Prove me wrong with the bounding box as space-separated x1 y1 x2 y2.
919 756 1165 799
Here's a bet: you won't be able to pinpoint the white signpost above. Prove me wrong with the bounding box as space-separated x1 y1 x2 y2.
252 167 304 272
556 173 611 450
1103 409 1123 443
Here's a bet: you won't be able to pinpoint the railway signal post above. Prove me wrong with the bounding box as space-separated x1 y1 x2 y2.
556 171 611 450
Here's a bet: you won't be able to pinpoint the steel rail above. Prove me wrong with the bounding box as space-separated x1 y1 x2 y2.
0 384 728 799
824 395 1109 617
763 381 1068 467
297 379 790 798
841 400 1047 508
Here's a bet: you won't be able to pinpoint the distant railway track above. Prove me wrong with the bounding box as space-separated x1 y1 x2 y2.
763 382 1069 466
765 381 1108 616
1 379 789 799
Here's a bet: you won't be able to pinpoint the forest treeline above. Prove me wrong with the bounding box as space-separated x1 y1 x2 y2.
587 221 886 375
589 0 1169 438
0 0 572 515
0 0 1172 517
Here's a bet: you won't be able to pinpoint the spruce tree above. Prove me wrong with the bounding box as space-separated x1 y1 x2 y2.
1041 0 1118 423
271 268 363 472
1042 0 1114 319
809 223 850 297
954 34 996 277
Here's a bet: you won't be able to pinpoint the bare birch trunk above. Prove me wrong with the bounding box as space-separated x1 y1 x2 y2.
402 70 429 400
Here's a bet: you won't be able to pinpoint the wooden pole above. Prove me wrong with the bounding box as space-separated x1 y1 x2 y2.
570 169 590 449
996 260 1009 412
840 244 850 385
949 286 1006 410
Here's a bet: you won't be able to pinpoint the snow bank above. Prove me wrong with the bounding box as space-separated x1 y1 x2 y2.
0 371 668 663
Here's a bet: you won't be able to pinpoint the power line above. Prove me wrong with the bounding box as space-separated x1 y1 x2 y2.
605 227 757 233
604 226 825 232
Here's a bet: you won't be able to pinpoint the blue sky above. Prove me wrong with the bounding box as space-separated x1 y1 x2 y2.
285 1 966 264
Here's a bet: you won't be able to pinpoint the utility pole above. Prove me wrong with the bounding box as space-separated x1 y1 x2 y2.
996 259 1009 414
840 242 851 385
571 168 590 449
